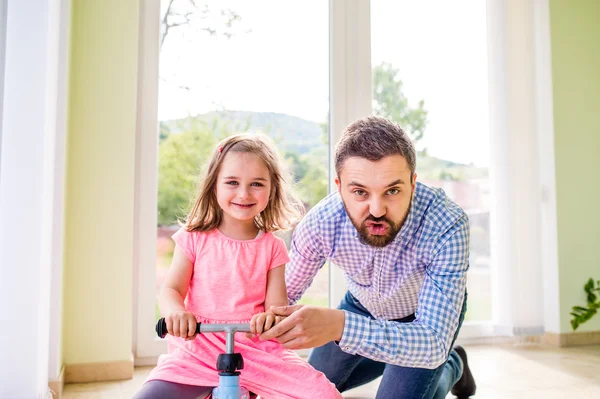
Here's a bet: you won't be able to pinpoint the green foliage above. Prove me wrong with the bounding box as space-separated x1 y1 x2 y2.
285 151 309 182
157 116 249 225
373 62 428 143
296 162 328 209
157 122 217 225
570 277 600 330
291 146 328 208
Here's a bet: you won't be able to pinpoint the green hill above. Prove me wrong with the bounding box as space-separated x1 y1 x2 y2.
160 110 325 155
159 110 487 180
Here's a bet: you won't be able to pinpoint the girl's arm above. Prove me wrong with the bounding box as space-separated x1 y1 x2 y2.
264 265 288 310
250 265 287 335
158 244 197 340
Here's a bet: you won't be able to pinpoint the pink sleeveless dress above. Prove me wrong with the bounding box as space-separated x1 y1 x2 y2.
146 228 341 399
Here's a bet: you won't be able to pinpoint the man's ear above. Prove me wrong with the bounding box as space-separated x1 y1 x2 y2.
412 173 417 192
335 177 342 194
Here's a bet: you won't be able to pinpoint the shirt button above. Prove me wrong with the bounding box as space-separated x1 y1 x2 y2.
344 347 350 351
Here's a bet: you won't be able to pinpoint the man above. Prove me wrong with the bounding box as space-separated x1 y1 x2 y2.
260 116 477 399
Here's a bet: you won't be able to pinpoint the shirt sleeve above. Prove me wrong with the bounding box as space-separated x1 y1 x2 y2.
171 227 198 264
338 215 470 369
285 208 328 305
269 235 291 270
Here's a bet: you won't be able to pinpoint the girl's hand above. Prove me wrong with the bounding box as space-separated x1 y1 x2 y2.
165 311 197 341
248 312 284 336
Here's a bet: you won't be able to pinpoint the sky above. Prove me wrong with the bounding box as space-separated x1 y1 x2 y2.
158 0 490 167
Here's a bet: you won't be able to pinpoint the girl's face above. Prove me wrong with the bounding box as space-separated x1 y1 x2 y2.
216 151 272 225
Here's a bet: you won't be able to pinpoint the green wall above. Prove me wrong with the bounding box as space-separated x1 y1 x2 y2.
63 0 139 363
549 0 600 333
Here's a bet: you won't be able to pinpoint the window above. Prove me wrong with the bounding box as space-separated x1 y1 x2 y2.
136 0 532 359
371 0 492 322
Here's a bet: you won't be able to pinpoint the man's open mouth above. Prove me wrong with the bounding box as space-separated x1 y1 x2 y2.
365 221 389 236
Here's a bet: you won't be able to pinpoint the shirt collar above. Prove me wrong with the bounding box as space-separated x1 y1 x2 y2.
396 183 420 246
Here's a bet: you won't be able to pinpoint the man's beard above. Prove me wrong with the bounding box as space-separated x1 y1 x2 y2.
343 210 400 248
352 215 400 247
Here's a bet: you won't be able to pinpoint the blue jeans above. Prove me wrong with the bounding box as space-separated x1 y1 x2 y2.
308 291 466 399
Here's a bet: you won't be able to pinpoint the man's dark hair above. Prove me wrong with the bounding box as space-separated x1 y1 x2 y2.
334 116 416 178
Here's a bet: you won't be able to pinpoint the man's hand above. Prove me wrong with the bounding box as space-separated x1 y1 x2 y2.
259 304 345 349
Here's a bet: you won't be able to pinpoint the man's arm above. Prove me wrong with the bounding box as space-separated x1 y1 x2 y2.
266 215 470 369
337 216 470 369
285 208 328 304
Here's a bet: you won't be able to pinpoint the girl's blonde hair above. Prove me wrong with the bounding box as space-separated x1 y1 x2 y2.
184 133 305 233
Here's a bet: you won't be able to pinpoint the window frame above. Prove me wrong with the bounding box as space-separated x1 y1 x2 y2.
133 0 165 361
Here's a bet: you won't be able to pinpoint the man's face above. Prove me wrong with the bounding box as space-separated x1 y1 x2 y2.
336 155 416 247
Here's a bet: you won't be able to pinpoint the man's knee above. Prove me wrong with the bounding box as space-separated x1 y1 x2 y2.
308 342 352 381
308 341 342 370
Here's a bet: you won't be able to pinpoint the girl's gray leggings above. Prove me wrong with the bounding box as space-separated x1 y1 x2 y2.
132 380 259 399
132 380 213 399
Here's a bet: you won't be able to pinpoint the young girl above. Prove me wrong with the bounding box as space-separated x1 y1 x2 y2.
134 133 342 399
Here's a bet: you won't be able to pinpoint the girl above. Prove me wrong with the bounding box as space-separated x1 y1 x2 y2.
134 133 342 399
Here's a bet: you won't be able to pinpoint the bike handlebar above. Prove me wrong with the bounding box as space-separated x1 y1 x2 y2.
155 317 251 339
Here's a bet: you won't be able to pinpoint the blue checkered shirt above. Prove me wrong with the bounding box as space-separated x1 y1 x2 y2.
286 182 469 369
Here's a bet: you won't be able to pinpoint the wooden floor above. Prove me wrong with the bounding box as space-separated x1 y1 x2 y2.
62 344 600 398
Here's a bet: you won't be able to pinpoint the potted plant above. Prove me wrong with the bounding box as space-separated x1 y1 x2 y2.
570 278 600 330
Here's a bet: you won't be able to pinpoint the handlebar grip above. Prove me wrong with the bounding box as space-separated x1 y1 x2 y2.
155 317 201 338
